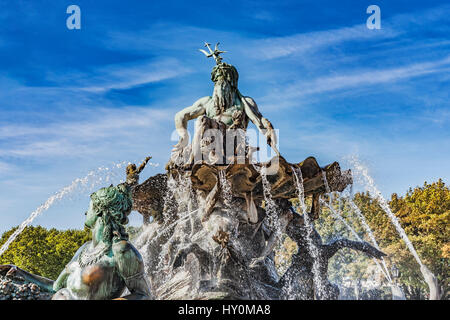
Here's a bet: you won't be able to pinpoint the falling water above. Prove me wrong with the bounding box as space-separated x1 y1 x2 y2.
218 169 241 241
259 166 282 238
156 175 183 271
321 170 393 283
175 173 196 214
320 197 391 282
349 157 443 299
291 166 326 299
133 208 201 278
219 170 233 210
346 195 392 282
153 173 206 273
162 175 179 224
141 209 200 247
349 157 426 270
0 161 138 257
351 157 441 300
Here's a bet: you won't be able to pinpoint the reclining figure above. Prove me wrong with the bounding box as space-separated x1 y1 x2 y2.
0 184 151 300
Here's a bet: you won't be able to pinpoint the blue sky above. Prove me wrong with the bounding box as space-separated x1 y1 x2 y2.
0 0 449 233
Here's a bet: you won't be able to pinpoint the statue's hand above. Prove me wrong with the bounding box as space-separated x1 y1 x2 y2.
262 127 279 156
0 265 26 281
6 265 18 277
173 132 189 151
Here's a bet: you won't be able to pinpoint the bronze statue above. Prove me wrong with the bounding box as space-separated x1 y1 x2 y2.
1 184 151 300
169 42 279 169
126 156 152 187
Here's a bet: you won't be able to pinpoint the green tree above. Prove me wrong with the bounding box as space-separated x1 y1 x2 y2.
0 226 91 280
278 179 449 300
354 179 449 299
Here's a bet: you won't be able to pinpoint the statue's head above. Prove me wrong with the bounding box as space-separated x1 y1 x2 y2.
126 163 137 175
211 63 239 89
85 184 132 243
210 63 239 113
199 42 239 113
125 163 139 185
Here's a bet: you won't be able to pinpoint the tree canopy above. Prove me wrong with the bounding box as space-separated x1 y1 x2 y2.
0 226 91 280
276 179 449 299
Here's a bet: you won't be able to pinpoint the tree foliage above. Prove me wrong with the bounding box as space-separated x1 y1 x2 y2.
380 179 448 299
0 226 91 280
329 179 449 299
277 179 449 300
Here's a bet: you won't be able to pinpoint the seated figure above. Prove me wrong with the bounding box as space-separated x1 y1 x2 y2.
1 184 151 300
168 43 279 169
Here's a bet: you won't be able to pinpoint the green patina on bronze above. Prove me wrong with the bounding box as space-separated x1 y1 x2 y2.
2 184 151 300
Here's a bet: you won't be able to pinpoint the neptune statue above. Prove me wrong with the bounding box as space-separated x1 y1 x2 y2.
168 42 279 169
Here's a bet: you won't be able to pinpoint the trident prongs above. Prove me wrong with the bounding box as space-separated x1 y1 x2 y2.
205 42 213 53
199 42 227 64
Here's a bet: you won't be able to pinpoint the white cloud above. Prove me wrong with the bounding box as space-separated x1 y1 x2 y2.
258 56 450 108
0 161 16 176
44 58 192 92
0 106 175 158
249 4 450 61
250 24 399 60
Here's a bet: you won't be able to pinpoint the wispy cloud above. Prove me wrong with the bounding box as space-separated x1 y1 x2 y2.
250 24 399 60
0 161 16 176
267 56 450 102
0 106 175 158
249 4 450 61
44 58 192 92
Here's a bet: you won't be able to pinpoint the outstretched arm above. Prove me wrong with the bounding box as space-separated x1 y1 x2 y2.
0 243 92 294
173 97 209 151
324 239 386 260
239 93 279 156
137 156 152 174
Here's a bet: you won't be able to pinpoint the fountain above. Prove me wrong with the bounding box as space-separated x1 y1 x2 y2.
350 156 441 300
127 44 385 300
0 43 432 300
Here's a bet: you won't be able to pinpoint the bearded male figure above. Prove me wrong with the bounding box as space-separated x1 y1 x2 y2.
169 43 279 169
